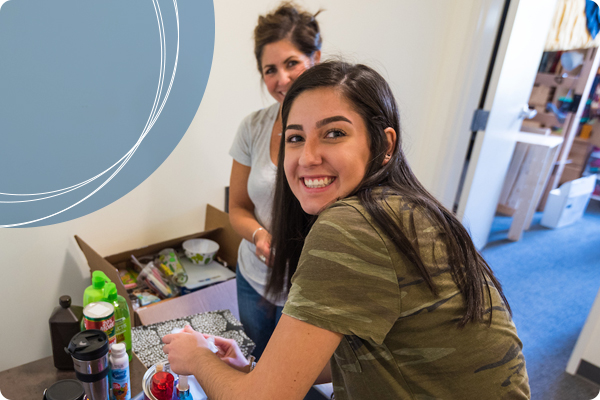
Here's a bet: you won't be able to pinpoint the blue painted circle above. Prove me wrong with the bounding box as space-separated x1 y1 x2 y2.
0 0 214 227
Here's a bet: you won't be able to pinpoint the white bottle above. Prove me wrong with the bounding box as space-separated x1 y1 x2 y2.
109 342 131 400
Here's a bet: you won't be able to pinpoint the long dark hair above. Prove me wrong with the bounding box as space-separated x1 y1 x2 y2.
267 61 510 327
254 2 322 74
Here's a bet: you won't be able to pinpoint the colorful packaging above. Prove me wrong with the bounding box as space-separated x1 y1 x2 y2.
83 301 116 346
158 249 188 286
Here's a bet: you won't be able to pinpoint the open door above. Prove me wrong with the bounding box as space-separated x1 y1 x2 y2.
456 0 558 249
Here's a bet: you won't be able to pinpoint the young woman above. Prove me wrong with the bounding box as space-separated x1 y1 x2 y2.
228 2 322 359
164 61 531 400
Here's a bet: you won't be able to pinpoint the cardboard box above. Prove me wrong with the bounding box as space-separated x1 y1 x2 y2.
560 164 584 185
569 138 593 168
75 204 242 326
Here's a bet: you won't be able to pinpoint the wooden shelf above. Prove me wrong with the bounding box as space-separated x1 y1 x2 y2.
535 72 577 89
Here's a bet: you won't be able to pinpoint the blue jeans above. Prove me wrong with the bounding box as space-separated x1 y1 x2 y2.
236 268 283 360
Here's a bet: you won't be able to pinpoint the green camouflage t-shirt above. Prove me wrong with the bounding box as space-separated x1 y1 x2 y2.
282 194 530 400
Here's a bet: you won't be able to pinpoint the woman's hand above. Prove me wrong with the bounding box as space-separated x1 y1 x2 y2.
254 228 272 266
210 335 251 372
162 325 216 375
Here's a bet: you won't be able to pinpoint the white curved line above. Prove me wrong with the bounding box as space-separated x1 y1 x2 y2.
0 0 169 199
0 0 180 226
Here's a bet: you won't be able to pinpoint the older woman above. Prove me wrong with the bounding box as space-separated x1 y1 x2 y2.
227 2 322 360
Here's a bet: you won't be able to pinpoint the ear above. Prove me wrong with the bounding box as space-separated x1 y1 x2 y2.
312 50 322 65
382 127 397 166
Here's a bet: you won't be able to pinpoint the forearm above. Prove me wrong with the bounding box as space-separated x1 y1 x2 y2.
314 361 332 385
192 351 253 400
228 205 266 243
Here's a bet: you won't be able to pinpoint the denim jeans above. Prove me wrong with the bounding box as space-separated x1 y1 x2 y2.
236 268 283 360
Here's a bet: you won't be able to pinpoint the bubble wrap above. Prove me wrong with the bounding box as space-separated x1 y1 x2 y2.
131 309 255 368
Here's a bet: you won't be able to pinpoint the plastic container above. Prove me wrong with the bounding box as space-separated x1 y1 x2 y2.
43 379 87 400
138 262 176 299
149 363 174 400
84 271 111 306
83 302 116 347
49 295 83 370
109 342 131 400
82 271 112 331
541 175 597 228
104 282 132 361
175 375 192 399
158 249 188 286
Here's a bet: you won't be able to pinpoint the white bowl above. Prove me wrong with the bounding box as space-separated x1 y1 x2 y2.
182 239 219 265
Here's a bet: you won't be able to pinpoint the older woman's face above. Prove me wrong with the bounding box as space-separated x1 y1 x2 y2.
261 39 319 104
284 88 372 215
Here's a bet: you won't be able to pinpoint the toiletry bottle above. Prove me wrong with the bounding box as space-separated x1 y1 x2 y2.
175 375 192 399
109 342 131 400
150 363 174 400
104 282 132 361
82 271 111 330
49 295 83 370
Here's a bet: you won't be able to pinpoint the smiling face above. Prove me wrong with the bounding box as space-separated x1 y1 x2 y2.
261 39 319 104
284 88 372 215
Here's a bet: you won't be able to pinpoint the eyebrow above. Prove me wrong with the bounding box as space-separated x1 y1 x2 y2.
286 116 352 132
317 116 352 128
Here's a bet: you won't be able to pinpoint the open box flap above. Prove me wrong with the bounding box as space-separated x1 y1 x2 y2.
74 235 135 318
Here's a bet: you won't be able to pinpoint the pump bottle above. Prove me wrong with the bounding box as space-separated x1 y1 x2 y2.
104 282 132 360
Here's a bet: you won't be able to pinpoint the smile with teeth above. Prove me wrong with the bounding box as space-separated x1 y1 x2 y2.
303 177 335 188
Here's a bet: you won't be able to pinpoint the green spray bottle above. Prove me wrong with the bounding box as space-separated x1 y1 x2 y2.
81 270 111 331
104 282 132 361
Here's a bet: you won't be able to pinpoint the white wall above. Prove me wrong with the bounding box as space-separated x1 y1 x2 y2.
0 0 496 371
567 283 600 374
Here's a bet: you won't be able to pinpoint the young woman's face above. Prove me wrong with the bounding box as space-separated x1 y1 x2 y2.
284 88 372 215
261 39 319 104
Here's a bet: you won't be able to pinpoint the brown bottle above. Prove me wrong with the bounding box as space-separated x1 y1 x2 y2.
49 295 83 370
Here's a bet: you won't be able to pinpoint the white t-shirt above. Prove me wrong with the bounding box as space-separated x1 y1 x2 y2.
229 103 286 306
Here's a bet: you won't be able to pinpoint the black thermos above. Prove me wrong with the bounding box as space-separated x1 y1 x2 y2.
49 295 83 370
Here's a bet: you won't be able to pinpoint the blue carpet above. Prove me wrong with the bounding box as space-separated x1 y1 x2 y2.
483 200 600 400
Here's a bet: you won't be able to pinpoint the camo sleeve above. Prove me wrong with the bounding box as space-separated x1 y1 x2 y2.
282 202 401 344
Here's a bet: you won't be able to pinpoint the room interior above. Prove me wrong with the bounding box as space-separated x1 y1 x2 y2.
1 1 599 399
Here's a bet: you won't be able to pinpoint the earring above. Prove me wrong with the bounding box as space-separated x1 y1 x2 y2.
385 154 391 159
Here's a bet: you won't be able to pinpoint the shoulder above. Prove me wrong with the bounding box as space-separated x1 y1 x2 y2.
240 103 278 132
312 198 373 239
315 191 446 257
306 198 389 261
317 191 417 232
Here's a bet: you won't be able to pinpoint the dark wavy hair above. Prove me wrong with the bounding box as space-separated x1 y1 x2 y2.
267 61 510 327
254 2 322 74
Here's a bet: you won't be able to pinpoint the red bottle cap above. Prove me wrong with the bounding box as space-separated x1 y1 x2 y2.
150 371 174 400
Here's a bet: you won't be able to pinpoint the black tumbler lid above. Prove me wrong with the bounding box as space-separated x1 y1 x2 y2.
44 379 85 400
67 330 108 361
59 295 72 308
